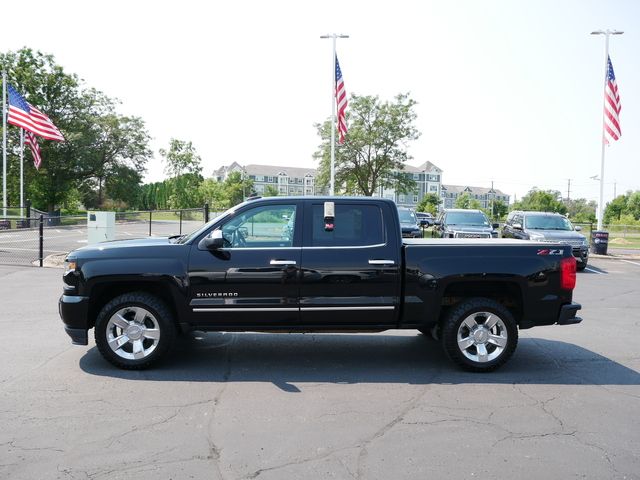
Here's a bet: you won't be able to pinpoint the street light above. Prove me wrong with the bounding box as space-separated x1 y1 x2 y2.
591 29 623 231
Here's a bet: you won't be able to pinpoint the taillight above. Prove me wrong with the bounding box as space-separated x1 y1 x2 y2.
560 257 577 290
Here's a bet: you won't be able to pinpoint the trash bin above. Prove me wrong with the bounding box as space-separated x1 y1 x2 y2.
590 230 609 255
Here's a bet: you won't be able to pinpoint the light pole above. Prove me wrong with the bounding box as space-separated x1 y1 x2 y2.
591 29 623 231
320 33 349 196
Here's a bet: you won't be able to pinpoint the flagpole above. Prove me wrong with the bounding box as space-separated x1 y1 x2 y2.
2 71 6 218
591 29 623 231
320 33 348 196
330 36 336 196
20 129 24 212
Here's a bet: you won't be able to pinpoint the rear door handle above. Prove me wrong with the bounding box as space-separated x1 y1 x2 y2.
368 259 395 265
270 260 297 265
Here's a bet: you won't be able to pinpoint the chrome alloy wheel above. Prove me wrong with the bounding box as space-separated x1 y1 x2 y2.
456 311 508 363
106 306 161 360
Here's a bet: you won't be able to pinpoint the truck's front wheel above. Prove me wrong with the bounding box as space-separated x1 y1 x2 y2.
94 292 176 369
441 298 518 372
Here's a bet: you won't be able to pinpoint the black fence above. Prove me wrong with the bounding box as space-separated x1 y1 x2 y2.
0 206 211 267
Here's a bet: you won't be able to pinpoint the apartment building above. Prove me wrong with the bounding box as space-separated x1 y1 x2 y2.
212 162 319 196
440 185 510 209
211 161 443 206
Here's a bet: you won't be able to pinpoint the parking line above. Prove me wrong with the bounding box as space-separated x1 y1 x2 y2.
619 259 640 267
584 267 606 274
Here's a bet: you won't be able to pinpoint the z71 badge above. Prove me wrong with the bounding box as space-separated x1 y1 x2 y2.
537 249 563 256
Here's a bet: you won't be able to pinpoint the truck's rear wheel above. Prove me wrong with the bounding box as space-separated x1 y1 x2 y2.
441 297 517 372
94 292 176 369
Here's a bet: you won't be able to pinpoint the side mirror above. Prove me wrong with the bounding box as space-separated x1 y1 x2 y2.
575 225 582 231
492 223 500 229
512 223 523 230
419 219 428 226
198 229 224 250
433 221 441 226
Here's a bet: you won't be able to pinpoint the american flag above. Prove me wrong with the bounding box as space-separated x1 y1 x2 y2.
603 55 621 144
335 55 348 144
7 84 65 141
25 131 42 170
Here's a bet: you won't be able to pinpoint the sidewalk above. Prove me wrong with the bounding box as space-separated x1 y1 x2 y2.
591 248 640 261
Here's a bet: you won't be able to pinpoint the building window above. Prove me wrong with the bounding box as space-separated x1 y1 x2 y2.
413 195 418 203
430 185 438 192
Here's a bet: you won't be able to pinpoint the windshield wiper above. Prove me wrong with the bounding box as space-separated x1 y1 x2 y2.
169 234 187 243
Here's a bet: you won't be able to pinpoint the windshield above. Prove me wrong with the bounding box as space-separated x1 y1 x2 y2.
525 215 573 231
398 209 417 224
445 211 489 226
175 208 235 244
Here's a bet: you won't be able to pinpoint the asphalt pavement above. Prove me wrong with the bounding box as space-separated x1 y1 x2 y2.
0 257 639 479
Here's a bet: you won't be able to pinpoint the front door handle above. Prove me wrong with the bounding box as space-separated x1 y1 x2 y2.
368 259 395 265
270 260 297 266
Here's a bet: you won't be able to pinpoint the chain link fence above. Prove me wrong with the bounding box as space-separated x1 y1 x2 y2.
0 206 211 267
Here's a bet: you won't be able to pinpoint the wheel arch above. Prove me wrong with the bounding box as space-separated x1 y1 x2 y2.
87 278 181 331
439 280 524 326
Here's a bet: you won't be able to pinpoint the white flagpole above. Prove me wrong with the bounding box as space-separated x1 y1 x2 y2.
320 34 348 196
20 129 24 212
591 29 623 231
330 37 336 196
2 71 6 218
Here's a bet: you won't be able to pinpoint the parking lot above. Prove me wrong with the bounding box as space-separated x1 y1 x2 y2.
0 257 639 479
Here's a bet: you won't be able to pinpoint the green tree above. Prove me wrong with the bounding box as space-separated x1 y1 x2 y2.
416 193 441 215
563 198 597 223
223 172 254 206
314 93 420 196
627 191 640 220
454 193 482 210
263 185 279 197
198 179 229 210
604 193 629 223
0 48 151 211
490 199 509 220
512 188 567 214
105 165 143 208
160 138 202 178
167 173 204 209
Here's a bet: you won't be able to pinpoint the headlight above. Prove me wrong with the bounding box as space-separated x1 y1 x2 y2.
64 260 77 273
582 238 589 246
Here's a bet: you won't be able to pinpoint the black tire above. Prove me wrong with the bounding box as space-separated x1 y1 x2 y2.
441 297 518 372
577 261 587 271
94 292 176 369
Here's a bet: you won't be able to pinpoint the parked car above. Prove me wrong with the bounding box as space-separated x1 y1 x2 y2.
415 212 434 227
397 207 422 238
502 211 589 271
432 209 499 238
59 196 581 373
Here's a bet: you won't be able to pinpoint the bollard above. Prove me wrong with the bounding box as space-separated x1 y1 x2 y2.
204 203 210 223
149 211 152 237
179 210 183 235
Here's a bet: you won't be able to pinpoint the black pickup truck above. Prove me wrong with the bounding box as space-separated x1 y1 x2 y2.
59 196 582 372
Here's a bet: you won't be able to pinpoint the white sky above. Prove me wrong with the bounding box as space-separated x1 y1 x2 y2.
2 0 639 205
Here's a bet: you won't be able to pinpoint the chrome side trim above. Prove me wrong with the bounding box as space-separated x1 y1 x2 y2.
193 306 395 312
193 307 299 312
300 306 394 311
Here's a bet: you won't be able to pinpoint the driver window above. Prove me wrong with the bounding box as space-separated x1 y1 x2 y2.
221 205 297 248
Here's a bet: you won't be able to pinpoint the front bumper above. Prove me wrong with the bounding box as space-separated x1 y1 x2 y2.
572 246 589 264
58 295 90 345
557 302 582 325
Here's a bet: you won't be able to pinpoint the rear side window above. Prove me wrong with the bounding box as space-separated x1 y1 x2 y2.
311 204 384 247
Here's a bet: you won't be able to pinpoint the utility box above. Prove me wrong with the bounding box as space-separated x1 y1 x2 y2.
87 212 115 245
